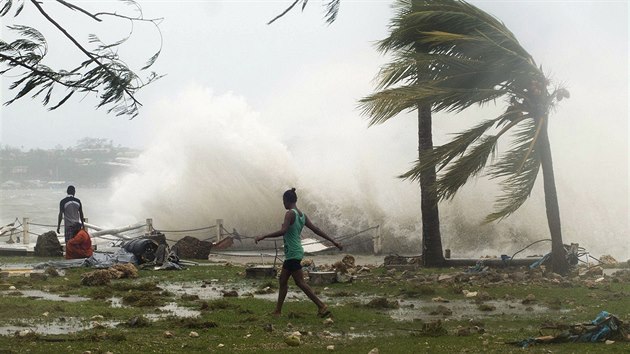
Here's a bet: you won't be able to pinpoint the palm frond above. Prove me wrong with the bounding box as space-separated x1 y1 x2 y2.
375 50 485 90
485 118 542 221
324 0 340 25
359 84 508 125
435 135 498 199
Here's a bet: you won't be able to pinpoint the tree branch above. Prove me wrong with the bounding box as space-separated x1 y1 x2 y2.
30 0 141 106
267 0 300 25
0 52 75 88
54 0 102 22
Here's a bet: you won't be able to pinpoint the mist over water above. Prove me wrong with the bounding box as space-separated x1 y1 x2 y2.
108 87 628 260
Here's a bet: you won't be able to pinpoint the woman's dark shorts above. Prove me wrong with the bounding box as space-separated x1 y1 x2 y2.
283 259 302 272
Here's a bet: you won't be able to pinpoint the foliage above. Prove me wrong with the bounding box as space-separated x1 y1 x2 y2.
359 0 569 222
0 0 163 117
267 0 341 25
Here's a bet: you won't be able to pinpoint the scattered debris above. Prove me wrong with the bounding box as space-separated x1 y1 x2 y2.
508 311 630 348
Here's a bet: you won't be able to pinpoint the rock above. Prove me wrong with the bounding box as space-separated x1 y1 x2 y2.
9 286 16 290
284 334 301 347
599 255 618 266
342 255 355 268
163 331 174 338
522 294 536 304
217 343 225 348
477 291 492 301
583 266 604 277
327 345 335 351
91 321 105 329
189 331 199 338
366 297 399 309
34 231 63 257
323 318 334 326
605 340 615 344
368 348 379 354
44 267 60 277
91 315 104 321
477 304 496 312
172 236 214 259
428 305 452 316
457 327 471 336
462 290 477 298
438 274 453 282
18 329 33 337
336 273 353 283
221 290 239 297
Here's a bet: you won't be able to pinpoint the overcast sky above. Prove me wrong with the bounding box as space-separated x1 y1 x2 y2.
0 1 628 258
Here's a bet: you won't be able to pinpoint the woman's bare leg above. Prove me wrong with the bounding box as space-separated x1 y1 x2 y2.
274 268 290 315
291 269 326 311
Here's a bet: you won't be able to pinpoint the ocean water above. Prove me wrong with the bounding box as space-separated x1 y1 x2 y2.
0 188 126 244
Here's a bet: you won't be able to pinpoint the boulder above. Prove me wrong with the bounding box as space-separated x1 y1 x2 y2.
172 236 213 259
34 231 63 257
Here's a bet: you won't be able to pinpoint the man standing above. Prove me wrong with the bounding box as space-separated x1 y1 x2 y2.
56 185 85 242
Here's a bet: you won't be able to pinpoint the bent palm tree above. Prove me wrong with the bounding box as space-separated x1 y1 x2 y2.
360 1 450 267
363 0 570 274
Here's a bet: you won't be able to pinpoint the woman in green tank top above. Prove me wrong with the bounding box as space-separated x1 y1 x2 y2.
255 188 343 317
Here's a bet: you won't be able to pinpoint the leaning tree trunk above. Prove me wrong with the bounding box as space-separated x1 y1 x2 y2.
538 116 569 275
418 104 445 267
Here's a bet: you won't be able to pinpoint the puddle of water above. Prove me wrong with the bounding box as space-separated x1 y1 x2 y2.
145 302 201 320
388 299 568 321
160 282 304 302
0 290 88 302
109 296 200 319
0 317 118 336
109 296 124 308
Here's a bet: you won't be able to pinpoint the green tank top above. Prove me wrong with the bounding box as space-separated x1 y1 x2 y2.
283 209 305 260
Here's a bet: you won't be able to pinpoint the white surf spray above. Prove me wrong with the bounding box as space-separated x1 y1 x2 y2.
108 86 628 260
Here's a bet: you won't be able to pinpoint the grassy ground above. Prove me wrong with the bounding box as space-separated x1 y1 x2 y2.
0 256 629 353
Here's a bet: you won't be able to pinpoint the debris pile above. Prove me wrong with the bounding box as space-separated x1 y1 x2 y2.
81 263 139 286
509 311 630 347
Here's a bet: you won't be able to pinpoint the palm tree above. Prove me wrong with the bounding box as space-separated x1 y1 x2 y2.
359 1 450 267
363 0 570 274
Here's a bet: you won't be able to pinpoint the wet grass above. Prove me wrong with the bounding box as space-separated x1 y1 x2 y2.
0 256 629 353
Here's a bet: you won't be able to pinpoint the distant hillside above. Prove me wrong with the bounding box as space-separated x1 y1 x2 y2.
0 138 140 189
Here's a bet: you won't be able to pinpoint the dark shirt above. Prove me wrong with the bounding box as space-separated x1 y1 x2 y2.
59 195 83 226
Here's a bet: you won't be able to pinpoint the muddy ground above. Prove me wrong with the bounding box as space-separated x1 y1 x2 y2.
0 253 629 353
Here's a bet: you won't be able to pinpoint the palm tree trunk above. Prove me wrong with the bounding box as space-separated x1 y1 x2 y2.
418 104 445 267
538 116 569 275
